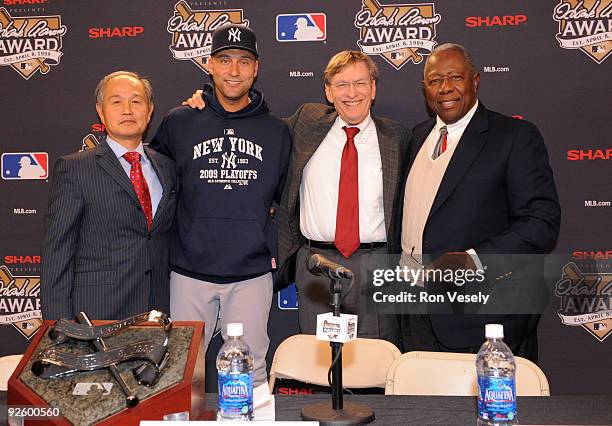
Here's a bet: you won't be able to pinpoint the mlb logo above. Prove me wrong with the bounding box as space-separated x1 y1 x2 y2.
1 152 48 180
276 13 326 42
278 283 298 310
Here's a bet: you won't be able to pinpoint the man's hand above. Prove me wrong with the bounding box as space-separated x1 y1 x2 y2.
427 251 477 272
182 89 205 109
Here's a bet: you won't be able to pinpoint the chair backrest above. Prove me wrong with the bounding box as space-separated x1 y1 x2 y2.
385 351 550 396
0 354 23 391
269 334 401 393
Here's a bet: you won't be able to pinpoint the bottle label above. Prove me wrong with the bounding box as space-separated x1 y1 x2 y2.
218 372 253 417
477 376 516 422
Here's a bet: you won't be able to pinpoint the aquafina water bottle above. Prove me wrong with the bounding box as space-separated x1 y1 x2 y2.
476 324 517 425
216 323 254 421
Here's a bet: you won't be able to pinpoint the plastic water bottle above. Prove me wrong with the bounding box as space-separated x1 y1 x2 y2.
476 324 517 425
216 323 254 421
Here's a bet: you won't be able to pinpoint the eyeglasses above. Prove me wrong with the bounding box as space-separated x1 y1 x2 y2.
329 80 372 92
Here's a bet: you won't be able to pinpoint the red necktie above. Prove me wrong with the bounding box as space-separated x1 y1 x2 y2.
123 152 153 230
335 126 360 258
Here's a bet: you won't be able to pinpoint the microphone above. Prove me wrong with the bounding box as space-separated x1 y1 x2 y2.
307 254 354 280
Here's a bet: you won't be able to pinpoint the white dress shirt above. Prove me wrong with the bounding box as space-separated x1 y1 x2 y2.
106 136 163 216
299 113 386 243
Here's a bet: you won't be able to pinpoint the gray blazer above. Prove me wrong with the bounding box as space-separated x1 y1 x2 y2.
276 103 411 288
41 139 177 320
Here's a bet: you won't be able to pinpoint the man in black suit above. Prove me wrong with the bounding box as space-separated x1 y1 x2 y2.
397 43 560 361
41 71 177 320
277 51 411 343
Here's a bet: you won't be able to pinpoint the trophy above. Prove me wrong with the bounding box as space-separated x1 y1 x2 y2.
7 311 208 425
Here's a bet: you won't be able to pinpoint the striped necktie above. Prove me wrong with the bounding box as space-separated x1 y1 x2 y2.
432 126 448 159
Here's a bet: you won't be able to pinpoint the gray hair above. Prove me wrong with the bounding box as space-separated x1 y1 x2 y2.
424 43 477 76
324 50 379 85
95 71 153 105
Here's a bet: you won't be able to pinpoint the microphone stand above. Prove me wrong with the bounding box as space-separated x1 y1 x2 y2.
301 277 375 425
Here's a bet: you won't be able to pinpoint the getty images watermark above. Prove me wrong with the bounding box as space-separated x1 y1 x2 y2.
371 264 489 305
363 254 554 315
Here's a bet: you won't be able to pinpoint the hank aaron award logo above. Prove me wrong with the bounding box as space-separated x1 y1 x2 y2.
553 0 612 64
0 265 42 339
555 262 612 341
354 0 441 70
0 7 66 79
81 133 101 151
167 0 249 74
80 123 105 151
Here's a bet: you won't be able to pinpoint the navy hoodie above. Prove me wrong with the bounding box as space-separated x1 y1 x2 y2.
150 84 291 283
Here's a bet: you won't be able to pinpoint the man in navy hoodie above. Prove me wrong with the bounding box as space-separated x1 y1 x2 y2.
149 24 291 386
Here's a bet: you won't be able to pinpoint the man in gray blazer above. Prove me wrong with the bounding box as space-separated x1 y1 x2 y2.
276 51 411 343
185 51 410 342
41 71 177 320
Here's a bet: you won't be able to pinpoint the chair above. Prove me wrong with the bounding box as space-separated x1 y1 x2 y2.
269 334 401 393
0 354 23 391
385 351 550 396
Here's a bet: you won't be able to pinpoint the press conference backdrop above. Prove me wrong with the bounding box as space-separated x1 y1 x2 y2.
0 0 610 395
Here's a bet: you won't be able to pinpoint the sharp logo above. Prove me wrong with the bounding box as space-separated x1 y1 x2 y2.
566 149 612 160
0 7 66 79
4 255 40 264
354 0 441 70
465 15 527 27
88 26 144 39
278 388 315 395
0 265 42 339
166 0 249 74
553 0 612 64
573 251 612 260
555 262 612 342
91 123 105 132
3 0 48 5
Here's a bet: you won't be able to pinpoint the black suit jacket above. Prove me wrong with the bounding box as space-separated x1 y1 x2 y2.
41 140 177 320
277 103 411 289
397 103 561 348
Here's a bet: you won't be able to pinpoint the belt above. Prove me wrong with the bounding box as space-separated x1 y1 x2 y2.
306 239 387 250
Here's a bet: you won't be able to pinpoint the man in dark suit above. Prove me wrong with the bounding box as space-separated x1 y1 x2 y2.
277 51 411 343
41 71 177 320
397 43 560 361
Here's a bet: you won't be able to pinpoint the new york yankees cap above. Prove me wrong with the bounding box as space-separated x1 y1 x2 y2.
211 24 258 58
